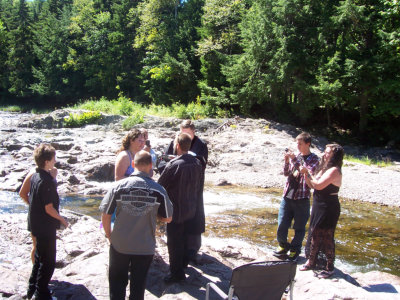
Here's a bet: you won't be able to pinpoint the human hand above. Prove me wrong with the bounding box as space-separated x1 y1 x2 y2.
284 153 290 163
288 151 296 159
300 166 308 174
49 167 58 179
60 217 69 229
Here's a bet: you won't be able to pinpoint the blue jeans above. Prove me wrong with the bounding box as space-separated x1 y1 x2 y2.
277 197 310 253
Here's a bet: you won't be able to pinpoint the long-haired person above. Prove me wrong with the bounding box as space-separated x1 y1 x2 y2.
301 143 344 279
115 129 145 181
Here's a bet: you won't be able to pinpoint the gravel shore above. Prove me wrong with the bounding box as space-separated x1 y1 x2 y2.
200 118 400 207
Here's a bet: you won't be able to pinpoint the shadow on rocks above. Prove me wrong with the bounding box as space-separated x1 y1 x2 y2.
49 280 96 300
146 252 233 299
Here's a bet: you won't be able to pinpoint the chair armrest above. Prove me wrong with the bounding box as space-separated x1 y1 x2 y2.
206 282 228 300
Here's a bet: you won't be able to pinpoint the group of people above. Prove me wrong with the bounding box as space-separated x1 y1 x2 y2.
274 132 344 279
100 120 208 299
21 121 343 300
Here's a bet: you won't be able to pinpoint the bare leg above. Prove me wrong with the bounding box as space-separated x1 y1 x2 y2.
31 234 36 264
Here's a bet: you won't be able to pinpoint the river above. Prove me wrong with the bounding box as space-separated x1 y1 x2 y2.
1 186 399 277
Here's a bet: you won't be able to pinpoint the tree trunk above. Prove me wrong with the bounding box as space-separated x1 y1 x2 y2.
359 93 368 140
326 106 331 127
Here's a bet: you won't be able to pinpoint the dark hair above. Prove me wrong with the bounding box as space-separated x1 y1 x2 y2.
317 143 344 174
134 150 152 167
140 128 148 140
296 132 312 145
177 133 192 152
118 129 142 153
180 119 195 131
33 144 56 169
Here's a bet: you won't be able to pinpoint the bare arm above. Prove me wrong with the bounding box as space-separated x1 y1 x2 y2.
283 153 291 176
101 213 112 242
44 203 68 228
115 152 130 181
19 170 34 205
305 167 341 190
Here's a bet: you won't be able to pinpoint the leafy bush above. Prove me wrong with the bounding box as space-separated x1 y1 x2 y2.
0 105 23 112
122 113 144 130
71 95 230 119
64 111 103 127
116 95 136 116
73 97 116 114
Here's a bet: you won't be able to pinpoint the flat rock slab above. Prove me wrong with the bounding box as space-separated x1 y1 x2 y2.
0 212 399 299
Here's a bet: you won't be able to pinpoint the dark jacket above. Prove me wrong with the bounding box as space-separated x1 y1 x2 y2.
165 135 208 163
158 154 203 224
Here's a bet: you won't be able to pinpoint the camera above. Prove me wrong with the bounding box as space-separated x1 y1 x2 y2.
145 140 151 147
285 148 289 152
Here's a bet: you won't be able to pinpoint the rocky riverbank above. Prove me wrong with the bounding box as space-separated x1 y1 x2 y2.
1 110 400 299
0 110 399 206
1 211 399 300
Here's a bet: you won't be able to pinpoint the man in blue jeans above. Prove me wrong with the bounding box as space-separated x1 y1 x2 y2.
274 132 319 261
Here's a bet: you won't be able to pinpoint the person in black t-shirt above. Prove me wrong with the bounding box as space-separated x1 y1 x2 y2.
27 144 68 300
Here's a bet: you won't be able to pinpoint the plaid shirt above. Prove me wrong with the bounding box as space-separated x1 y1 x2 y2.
283 152 319 200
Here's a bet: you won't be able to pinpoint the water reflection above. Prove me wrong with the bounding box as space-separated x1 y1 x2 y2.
1 188 399 276
203 187 400 277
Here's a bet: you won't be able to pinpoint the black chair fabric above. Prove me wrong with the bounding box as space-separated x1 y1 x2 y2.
229 260 297 300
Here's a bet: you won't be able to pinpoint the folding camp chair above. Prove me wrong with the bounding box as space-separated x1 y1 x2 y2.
205 260 297 300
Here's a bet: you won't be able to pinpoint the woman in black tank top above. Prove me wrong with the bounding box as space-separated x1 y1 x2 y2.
300 144 344 279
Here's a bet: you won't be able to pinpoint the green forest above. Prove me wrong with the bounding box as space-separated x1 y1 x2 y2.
0 0 399 146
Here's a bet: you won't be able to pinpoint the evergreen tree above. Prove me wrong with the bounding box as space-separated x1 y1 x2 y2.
30 3 75 99
197 0 246 109
326 0 400 141
6 0 35 97
0 19 8 96
134 0 202 104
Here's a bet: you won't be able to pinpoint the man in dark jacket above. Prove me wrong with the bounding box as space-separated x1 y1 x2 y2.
161 120 208 264
158 133 204 283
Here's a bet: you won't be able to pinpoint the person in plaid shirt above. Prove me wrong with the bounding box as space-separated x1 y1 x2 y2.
274 132 319 261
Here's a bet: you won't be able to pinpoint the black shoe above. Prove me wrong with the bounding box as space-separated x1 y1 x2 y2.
188 255 201 266
273 245 288 255
32 291 54 300
273 252 288 260
287 250 300 261
163 274 186 284
27 288 35 299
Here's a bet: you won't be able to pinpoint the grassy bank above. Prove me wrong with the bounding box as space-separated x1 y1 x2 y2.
0 95 231 129
344 154 393 167
67 96 231 129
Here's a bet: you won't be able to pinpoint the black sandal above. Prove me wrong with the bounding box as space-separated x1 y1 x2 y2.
299 264 314 271
317 270 334 279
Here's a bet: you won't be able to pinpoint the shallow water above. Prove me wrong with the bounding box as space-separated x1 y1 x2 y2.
1 187 399 277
